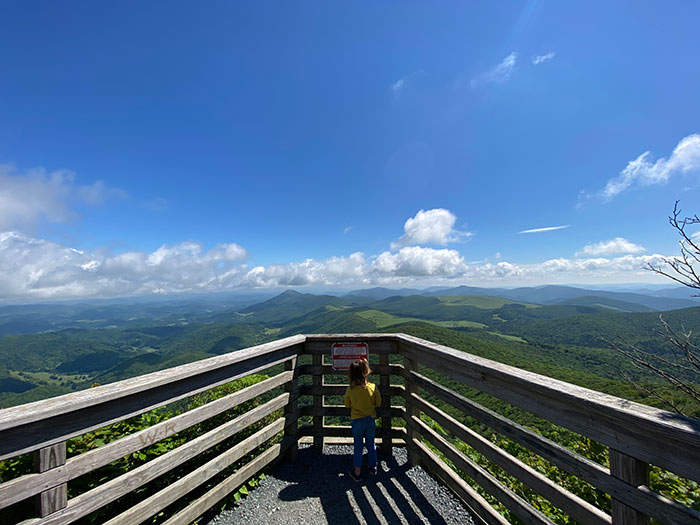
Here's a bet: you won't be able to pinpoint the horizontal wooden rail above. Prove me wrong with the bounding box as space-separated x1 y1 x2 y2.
103 417 287 525
298 425 407 440
162 443 285 525
412 439 509 525
303 339 399 355
298 364 404 377
408 369 700 525
299 405 404 418
399 334 700 485
298 384 404 397
1 333 697 525
0 371 293 511
409 415 555 525
20 393 290 525
0 337 303 459
409 392 611 525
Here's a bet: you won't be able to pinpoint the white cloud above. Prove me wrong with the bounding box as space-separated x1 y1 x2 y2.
532 52 556 65
343 225 353 234
602 134 700 200
576 237 645 257
471 52 518 88
0 232 247 300
0 165 126 232
0 230 680 300
391 209 471 250
374 247 467 277
518 225 570 234
240 253 369 288
391 69 426 93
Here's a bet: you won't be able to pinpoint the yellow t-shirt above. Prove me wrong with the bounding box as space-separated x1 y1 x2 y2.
344 382 381 419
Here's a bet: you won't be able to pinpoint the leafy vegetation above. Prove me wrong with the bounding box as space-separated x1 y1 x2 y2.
0 374 279 524
1 287 698 522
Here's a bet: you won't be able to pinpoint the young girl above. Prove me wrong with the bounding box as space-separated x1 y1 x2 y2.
344 358 381 481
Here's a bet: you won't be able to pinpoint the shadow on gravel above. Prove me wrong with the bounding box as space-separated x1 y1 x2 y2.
274 447 449 525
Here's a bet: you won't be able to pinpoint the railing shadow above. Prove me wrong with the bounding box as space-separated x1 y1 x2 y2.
271 445 450 524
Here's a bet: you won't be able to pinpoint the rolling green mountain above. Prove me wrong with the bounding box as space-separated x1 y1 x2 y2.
235 290 371 325
1 289 698 415
552 295 654 312
423 284 700 310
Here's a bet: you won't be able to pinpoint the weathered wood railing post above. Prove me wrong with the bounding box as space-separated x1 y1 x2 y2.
312 352 324 453
403 355 420 466
283 355 299 462
34 442 67 517
379 352 392 456
609 449 650 525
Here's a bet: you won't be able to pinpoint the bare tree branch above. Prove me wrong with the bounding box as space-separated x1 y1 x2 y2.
647 201 700 295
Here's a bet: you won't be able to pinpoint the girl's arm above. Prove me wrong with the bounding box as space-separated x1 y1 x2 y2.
344 386 351 408
373 385 382 407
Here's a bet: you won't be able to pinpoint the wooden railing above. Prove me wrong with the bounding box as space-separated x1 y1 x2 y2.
0 334 698 525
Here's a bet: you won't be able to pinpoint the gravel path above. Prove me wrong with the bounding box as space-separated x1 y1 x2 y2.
206 444 474 525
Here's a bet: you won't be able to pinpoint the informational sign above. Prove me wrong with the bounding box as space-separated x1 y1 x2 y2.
331 342 369 370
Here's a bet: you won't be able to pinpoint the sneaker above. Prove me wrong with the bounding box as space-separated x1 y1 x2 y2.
368 466 377 476
348 470 362 482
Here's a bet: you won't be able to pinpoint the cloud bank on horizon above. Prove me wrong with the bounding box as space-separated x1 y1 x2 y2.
2 127 699 301
0 199 672 301
2 3 699 302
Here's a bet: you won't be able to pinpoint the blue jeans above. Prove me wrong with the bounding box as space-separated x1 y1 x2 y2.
351 416 377 469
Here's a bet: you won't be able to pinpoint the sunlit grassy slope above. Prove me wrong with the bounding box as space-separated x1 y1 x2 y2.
436 295 540 309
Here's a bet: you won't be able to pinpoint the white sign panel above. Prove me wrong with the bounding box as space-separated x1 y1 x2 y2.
331 342 369 370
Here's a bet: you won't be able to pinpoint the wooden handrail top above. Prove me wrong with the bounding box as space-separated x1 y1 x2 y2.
0 335 305 432
397 333 700 436
1 333 698 474
398 333 700 484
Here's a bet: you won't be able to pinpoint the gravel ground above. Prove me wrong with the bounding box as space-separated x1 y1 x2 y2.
206 444 474 525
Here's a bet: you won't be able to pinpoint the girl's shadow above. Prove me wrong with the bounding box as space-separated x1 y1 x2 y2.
274 446 450 525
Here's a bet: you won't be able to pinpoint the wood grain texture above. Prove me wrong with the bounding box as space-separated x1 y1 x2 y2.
0 344 301 460
412 439 508 525
410 392 610 525
379 353 392 456
409 363 700 525
610 449 650 525
303 340 398 355
33 442 67 518
299 405 403 418
283 357 299 463
410 415 554 525
0 371 292 510
398 333 700 484
103 418 285 525
404 357 420 467
161 443 284 525
298 364 404 377
298 425 406 440
29 393 289 525
312 352 324 453
299 385 404 397
0 336 304 432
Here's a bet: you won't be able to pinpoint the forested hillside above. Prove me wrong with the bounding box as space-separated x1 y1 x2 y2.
1 288 699 415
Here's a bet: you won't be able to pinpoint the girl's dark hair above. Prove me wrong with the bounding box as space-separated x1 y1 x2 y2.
348 359 371 387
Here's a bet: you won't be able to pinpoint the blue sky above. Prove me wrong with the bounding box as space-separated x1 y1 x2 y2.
1 2 700 300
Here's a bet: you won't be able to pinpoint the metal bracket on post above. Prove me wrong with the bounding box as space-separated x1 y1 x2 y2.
609 448 650 525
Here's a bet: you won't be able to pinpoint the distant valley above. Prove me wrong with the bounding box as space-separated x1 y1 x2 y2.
1 284 699 412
